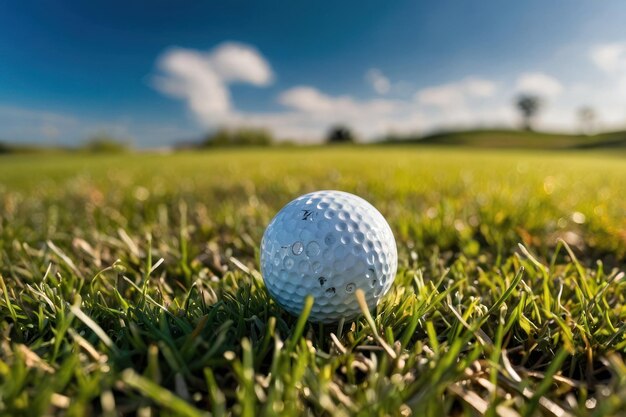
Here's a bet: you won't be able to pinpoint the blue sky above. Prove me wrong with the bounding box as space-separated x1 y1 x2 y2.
1 0 626 146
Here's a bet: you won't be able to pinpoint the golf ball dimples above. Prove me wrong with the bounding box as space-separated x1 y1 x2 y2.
260 190 397 323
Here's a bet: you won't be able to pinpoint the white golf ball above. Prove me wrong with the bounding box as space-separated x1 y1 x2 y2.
260 190 397 323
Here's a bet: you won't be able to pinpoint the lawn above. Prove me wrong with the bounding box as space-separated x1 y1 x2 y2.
0 146 625 416
392 129 626 149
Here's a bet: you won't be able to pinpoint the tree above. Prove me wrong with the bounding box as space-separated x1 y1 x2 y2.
326 125 355 144
578 106 596 135
204 128 273 147
515 94 541 131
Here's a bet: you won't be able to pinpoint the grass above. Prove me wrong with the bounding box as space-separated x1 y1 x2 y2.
0 146 625 416
386 129 626 150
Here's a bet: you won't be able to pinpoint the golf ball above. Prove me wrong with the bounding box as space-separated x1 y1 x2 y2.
260 190 397 323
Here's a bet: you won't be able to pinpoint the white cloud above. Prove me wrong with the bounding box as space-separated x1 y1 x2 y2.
590 42 626 98
278 87 340 113
278 86 396 116
153 42 274 125
208 42 273 85
153 44 423 141
463 77 497 97
591 43 626 73
515 72 563 98
415 77 496 108
416 84 465 108
413 77 519 130
580 42 626 129
365 69 391 94
237 86 421 141
154 48 231 119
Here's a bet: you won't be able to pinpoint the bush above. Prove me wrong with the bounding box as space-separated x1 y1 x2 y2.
81 135 130 153
204 128 273 147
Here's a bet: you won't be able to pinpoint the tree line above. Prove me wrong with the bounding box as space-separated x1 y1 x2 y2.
199 94 599 146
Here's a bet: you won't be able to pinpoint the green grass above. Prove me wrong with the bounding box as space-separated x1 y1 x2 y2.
388 129 626 149
0 146 625 416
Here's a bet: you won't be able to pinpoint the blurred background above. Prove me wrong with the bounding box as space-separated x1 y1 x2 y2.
1 0 626 151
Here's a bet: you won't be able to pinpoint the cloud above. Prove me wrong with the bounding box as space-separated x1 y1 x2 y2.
463 78 497 97
416 84 465 108
237 86 421 141
365 69 391 94
415 77 496 108
153 42 274 124
278 86 341 113
208 43 274 85
591 43 626 73
153 44 423 141
278 86 396 116
154 49 231 119
515 72 563 98
413 77 520 130
590 42 626 97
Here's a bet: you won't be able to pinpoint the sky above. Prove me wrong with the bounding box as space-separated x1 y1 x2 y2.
1 0 626 146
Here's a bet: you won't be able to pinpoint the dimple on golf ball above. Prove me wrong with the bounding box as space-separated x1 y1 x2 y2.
260 190 398 323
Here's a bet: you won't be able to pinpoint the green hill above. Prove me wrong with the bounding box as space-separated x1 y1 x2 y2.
385 129 626 149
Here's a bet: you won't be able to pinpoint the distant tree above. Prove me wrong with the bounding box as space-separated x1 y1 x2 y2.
81 134 130 153
515 94 542 131
578 106 596 135
204 128 273 147
0 141 9 154
326 125 355 144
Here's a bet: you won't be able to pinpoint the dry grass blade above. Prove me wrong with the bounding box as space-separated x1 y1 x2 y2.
68 328 108 363
355 289 396 359
18 344 55 373
47 240 84 279
497 374 574 417
229 256 251 275
330 333 347 355
118 228 142 258
69 304 116 352
448 383 522 417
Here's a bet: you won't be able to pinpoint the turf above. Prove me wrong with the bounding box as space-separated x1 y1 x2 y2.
386 129 626 150
0 146 625 416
